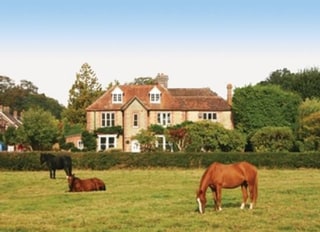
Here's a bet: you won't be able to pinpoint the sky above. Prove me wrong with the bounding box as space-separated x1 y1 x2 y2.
1 0 320 106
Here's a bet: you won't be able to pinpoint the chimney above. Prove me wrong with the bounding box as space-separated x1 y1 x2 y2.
3 106 10 114
155 73 169 88
13 110 18 119
227 83 233 105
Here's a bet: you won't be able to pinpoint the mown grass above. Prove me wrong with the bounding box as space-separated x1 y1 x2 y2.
0 168 320 232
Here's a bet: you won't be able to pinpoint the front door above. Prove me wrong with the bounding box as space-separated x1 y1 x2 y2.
131 140 140 153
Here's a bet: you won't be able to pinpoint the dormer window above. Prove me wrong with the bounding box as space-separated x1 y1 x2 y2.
112 87 123 104
149 87 161 104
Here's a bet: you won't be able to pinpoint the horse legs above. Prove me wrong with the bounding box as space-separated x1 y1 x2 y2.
215 186 222 211
240 184 248 209
248 183 255 209
211 189 218 211
50 169 56 179
209 186 221 211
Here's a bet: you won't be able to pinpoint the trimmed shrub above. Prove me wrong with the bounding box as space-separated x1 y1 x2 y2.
0 151 320 171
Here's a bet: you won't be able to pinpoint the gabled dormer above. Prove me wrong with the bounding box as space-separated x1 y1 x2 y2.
149 86 161 104
112 86 123 104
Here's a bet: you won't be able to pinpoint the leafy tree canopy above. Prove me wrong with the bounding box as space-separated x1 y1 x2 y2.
127 77 156 85
296 98 320 151
259 67 320 100
63 63 103 125
250 126 294 152
232 85 302 135
16 108 59 150
0 76 64 118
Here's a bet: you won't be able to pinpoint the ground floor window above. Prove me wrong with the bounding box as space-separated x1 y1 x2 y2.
97 134 117 151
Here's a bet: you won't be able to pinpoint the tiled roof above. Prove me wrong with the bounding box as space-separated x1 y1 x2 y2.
86 84 231 111
0 111 22 128
168 88 217 97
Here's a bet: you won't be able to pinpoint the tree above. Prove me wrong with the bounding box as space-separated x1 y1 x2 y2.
166 127 189 152
0 76 64 118
0 86 28 112
127 77 156 85
19 80 38 94
166 121 193 152
292 68 320 99
297 99 320 151
16 108 59 150
3 126 17 145
24 94 65 119
260 67 320 100
63 63 103 125
0 75 15 93
259 68 294 90
81 131 97 151
232 85 302 135
299 112 320 151
106 80 120 90
132 129 157 152
185 121 246 152
250 126 294 152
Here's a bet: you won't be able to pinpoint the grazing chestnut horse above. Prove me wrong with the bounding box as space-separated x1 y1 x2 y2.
67 174 106 192
196 161 258 214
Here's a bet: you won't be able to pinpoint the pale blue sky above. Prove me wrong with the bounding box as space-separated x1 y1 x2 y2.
1 0 320 106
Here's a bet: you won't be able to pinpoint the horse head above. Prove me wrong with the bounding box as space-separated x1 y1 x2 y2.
66 174 76 190
40 153 47 165
196 189 207 214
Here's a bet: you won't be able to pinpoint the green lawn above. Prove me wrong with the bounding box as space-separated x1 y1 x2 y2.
0 168 320 232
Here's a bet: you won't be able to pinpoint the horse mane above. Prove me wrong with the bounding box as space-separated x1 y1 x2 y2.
197 163 216 195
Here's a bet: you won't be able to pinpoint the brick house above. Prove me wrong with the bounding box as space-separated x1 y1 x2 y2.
0 106 22 133
0 106 22 151
86 74 233 152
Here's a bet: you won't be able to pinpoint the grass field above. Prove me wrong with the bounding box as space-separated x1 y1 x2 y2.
0 168 320 232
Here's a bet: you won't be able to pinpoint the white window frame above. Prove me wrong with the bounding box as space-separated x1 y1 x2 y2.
133 113 139 128
97 134 117 151
202 112 217 121
157 112 171 126
102 112 115 127
111 87 123 103
149 87 161 104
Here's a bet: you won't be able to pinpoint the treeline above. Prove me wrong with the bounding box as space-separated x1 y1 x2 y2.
0 76 64 118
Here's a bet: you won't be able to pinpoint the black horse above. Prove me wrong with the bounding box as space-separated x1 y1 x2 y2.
40 153 72 179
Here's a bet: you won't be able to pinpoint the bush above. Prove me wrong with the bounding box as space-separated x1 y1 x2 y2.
0 151 320 171
250 126 295 152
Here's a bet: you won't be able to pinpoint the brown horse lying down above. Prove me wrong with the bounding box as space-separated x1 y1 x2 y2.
67 174 106 192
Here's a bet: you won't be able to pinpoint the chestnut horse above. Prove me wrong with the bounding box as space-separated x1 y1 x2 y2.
196 161 258 214
67 174 106 192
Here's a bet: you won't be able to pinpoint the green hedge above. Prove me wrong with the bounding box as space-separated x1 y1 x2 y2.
0 151 320 171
